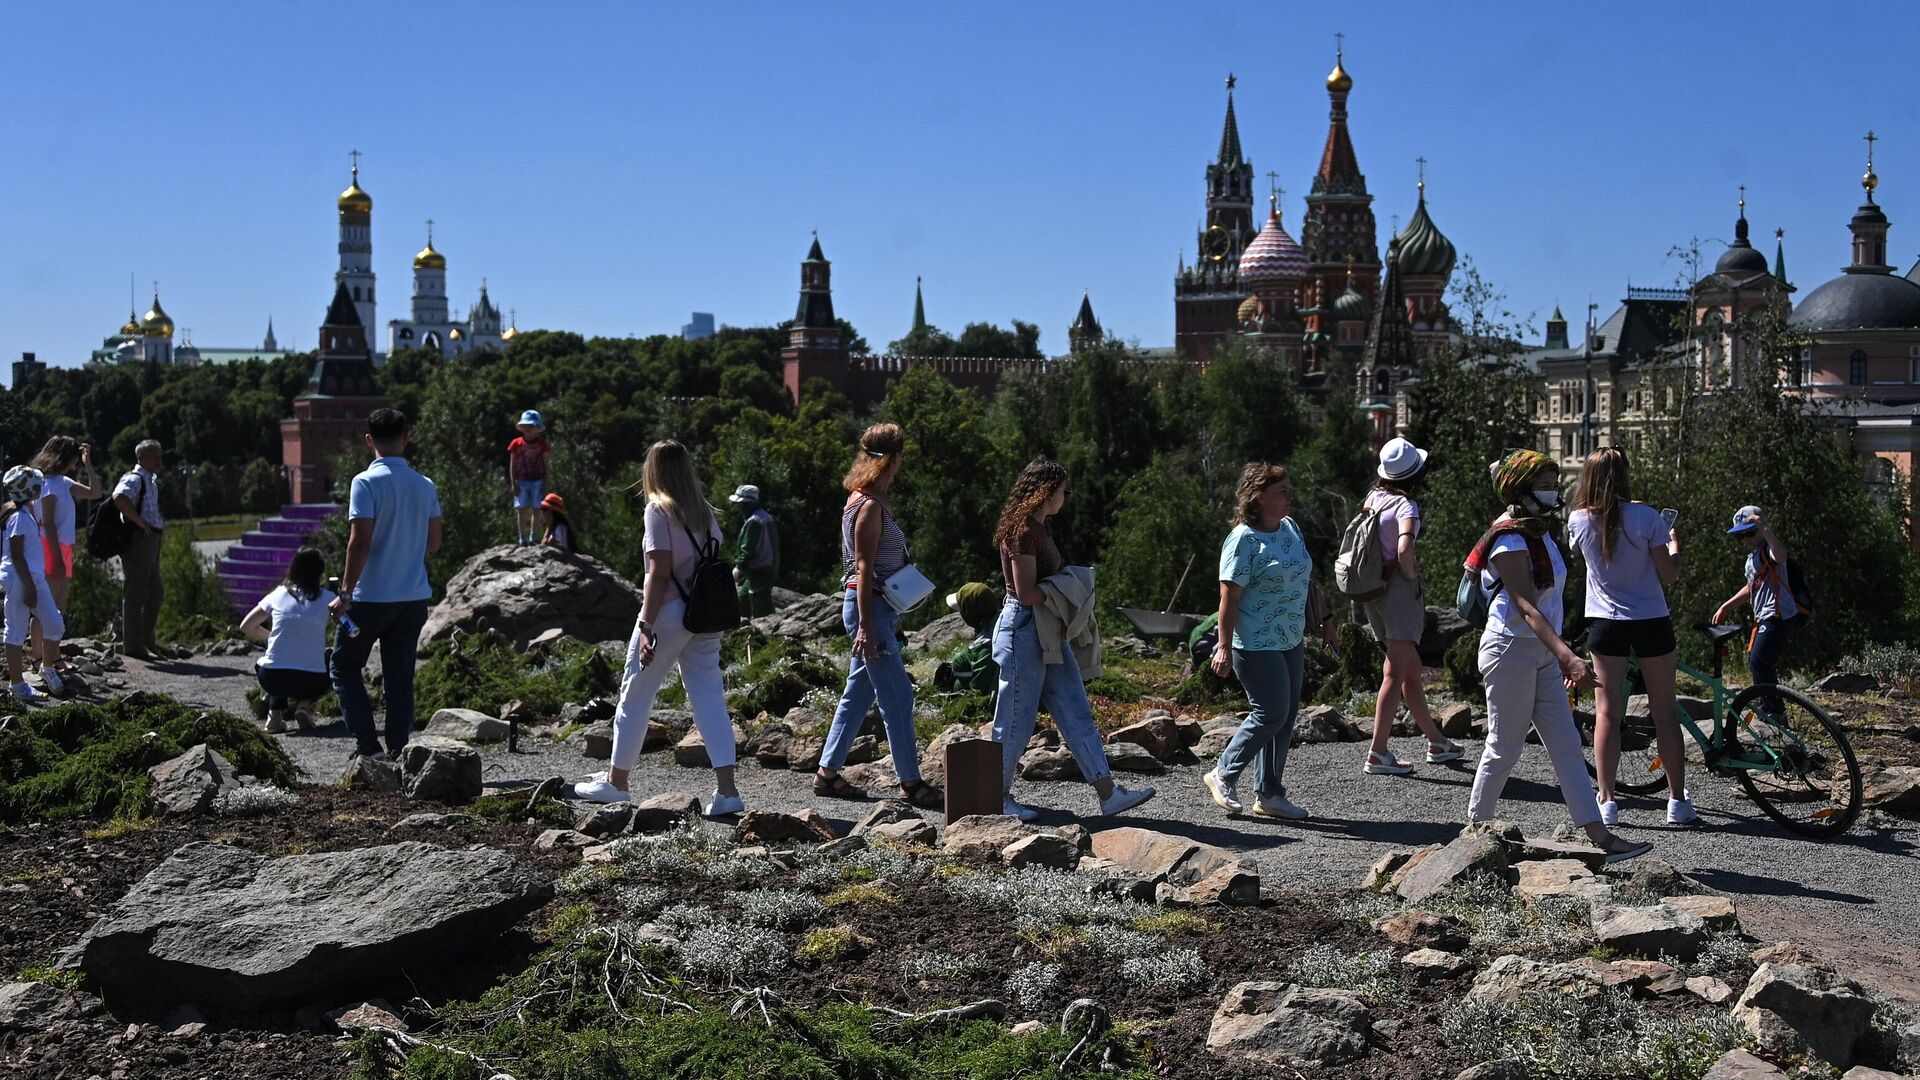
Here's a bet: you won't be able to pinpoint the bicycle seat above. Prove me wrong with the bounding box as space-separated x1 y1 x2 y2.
1694 622 1745 647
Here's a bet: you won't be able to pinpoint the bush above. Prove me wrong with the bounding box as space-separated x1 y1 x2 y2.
1837 641 1920 695
1442 988 1745 1080
59 547 121 640
0 693 298 823
412 632 620 719
1445 631 1483 698
156 528 236 644
239 458 283 514
1312 623 1384 703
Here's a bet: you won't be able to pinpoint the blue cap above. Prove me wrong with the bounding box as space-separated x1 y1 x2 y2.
1727 505 1762 534
518 409 543 429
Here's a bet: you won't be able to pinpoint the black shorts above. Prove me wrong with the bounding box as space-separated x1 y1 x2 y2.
1586 616 1676 658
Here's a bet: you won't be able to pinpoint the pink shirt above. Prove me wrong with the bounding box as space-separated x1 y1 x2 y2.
1366 490 1420 563
643 500 722 588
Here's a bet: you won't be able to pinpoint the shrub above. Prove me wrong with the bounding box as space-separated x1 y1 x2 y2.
1286 944 1402 1002
1837 641 1920 695
796 926 866 966
210 785 300 816
943 865 1150 931
1005 961 1060 1011
734 888 823 931
1445 631 1484 698
413 633 620 719
1118 948 1208 995
823 882 900 909
156 529 236 644
900 952 981 982
1442 989 1745 1080
1312 623 1384 703
680 923 788 981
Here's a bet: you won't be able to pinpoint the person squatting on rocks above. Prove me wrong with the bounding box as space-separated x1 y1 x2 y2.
331 408 442 761
3 467 66 701
934 581 1001 693
28 436 100 669
507 409 549 547
110 439 166 661
992 458 1153 822
540 492 577 553
1466 449 1651 865
813 423 943 810
1360 437 1465 776
1569 447 1694 828
1713 505 1800 696
728 484 778 618
1202 462 1333 821
240 547 336 734
573 439 743 816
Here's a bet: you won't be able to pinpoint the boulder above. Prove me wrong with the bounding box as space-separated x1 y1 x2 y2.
1388 846 1441 891
400 736 483 804
783 736 828 772
327 1000 407 1034
1570 957 1685 995
1091 826 1259 904
1732 963 1875 1068
1863 766 1920 817
630 792 703 832
1665 893 1741 933
1623 858 1708 898
420 545 642 651
850 800 923 837
1003 833 1081 870
1173 863 1262 907
533 829 595 851
1750 941 1816 968
919 724 979 786
75 841 551 1010
866 818 939 846
1396 830 1508 902
426 708 509 743
733 809 836 845
1018 746 1083 781
1513 859 1612 903
1400 948 1473 981
1293 704 1362 744
580 722 614 760
1435 702 1477 740
942 815 1042 862
1419 606 1473 665
341 755 402 794
1104 741 1166 773
574 803 636 838
674 724 746 769
0 980 100 1032
1193 727 1237 759
1088 826 1209 883
1372 911 1469 951
389 813 480 830
1703 1050 1788 1080
1467 955 1605 1005
749 592 846 640
1205 982 1372 1068
1363 849 1417 892
148 744 244 816
1812 672 1879 695
1107 715 1183 760
1590 902 1707 960
1687 976 1737 1004
1503 835 1608 871
907 611 975 653
1841 1069 1908 1080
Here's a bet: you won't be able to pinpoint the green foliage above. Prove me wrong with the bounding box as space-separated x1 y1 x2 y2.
1053 344 1162 565
1097 452 1220 615
412 633 620 719
879 365 1004 594
0 693 297 823
59 547 121 640
710 391 859 593
239 458 282 513
1446 631 1484 698
1442 988 1746 1080
1837 641 1920 695
1203 338 1305 472
1403 356 1533 575
1311 623 1384 704
154 528 236 644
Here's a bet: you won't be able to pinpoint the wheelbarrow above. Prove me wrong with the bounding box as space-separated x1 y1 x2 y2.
1116 607 1205 644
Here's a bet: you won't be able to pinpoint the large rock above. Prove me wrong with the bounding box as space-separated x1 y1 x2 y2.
75 841 551 1010
674 724 746 769
1018 746 1084 781
400 736 483 804
1419 606 1473 664
1863 766 1920 817
1665 894 1741 934
1590 902 1708 960
630 792 703 832
919 724 979 786
1003 833 1081 870
1396 830 1508 902
1205 982 1372 1068
1401 948 1474 981
341 755 402 794
1732 963 1875 1068
419 544 642 651
906 611 975 654
1293 704 1363 744
733 809 836 845
1812 672 1879 695
850 800 923 837
1467 955 1605 1005
1091 826 1259 905
0 980 100 1032
1703 1050 1788 1080
866 818 939 846
148 744 243 816
1372 911 1469 951
942 815 1043 862
1107 715 1182 760
1513 858 1614 903
749 592 846 640
425 708 509 743
1435 702 1477 740
1103 741 1166 773
579 722 614 760
1569 957 1686 996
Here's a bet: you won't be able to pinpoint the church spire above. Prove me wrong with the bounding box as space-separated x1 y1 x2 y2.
1218 73 1243 166
1773 228 1788 284
1315 38 1362 192
912 276 927 334
263 316 278 352
1070 291 1102 354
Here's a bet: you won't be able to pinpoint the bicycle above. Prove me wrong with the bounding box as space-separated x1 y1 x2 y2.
1571 621 1863 839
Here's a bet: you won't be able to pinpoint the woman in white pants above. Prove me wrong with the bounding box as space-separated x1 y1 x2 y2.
574 440 743 816
1466 450 1649 864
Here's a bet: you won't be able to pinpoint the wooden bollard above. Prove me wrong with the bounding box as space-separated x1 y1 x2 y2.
943 738 1003 825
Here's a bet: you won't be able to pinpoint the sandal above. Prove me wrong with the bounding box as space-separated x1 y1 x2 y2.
814 772 867 800
900 780 945 810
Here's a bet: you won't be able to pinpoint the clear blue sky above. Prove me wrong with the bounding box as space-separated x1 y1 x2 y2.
4 1 1915 372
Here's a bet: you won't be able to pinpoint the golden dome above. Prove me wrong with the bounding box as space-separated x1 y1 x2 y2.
1326 53 1352 93
414 243 446 270
338 166 372 215
140 296 174 337
1237 295 1262 325
448 327 464 341
501 324 519 342
119 312 140 336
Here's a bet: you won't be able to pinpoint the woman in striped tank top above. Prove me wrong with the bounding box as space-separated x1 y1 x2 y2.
816 423 943 809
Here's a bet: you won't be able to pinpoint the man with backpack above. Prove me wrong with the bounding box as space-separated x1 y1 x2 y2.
109 440 166 661
1712 505 1805 690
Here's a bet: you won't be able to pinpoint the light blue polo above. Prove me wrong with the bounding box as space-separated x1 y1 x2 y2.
347 456 441 603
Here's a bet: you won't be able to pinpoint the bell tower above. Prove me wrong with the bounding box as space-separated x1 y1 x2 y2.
335 151 378 341
782 233 849 405
1301 41 1380 346
1175 75 1257 364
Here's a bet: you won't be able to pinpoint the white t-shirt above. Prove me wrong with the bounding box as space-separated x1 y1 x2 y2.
1569 503 1671 621
643 501 722 592
254 586 338 673
1479 533 1567 639
40 475 78 546
1366 490 1419 563
1 506 47 581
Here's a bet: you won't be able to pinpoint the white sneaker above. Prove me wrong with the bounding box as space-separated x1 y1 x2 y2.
8 682 41 702
1598 799 1620 826
706 791 744 817
1097 784 1155 817
1363 752 1413 776
265 709 289 734
572 777 631 804
41 669 64 696
1667 794 1698 825
1250 793 1309 820
1002 798 1040 823
1202 770 1243 814
292 704 316 731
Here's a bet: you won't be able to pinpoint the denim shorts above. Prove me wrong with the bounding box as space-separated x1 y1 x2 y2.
513 479 545 508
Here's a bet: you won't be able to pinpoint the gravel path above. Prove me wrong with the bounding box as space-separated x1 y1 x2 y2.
122 651 1920 1003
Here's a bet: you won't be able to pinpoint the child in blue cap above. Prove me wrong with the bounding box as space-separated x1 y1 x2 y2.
1712 505 1798 689
507 410 548 545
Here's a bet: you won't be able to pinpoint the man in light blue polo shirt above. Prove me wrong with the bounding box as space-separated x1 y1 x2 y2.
330 408 442 759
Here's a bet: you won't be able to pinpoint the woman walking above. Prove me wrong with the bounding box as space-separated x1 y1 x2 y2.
993 459 1153 821
1466 450 1650 864
1569 447 1692 826
1360 437 1464 775
240 547 335 733
1201 463 1332 819
573 440 743 816
815 423 942 810
28 437 101 670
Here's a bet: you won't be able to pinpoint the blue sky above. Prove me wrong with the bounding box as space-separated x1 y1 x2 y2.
4 1 1914 372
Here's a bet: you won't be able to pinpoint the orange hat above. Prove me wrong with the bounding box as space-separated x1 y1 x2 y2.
540 492 566 512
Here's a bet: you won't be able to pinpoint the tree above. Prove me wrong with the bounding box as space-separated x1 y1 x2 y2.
1055 342 1159 565
1098 451 1221 616
878 365 1003 593
240 458 282 513
1203 337 1305 474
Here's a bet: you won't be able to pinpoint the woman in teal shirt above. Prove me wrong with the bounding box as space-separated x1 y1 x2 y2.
1202 463 1332 819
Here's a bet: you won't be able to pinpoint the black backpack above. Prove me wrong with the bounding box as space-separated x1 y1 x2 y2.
1758 552 1814 626
674 522 742 634
85 474 144 560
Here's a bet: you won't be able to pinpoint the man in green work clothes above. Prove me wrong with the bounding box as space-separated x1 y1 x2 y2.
729 484 779 617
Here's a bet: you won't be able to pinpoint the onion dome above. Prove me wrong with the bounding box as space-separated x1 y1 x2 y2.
1715 195 1770 278
338 165 372 215
448 327 464 341
1237 295 1262 326
502 311 520 342
414 242 446 270
119 312 140 336
1326 51 1352 93
1331 275 1371 321
1393 183 1456 277
1239 196 1307 284
140 294 174 337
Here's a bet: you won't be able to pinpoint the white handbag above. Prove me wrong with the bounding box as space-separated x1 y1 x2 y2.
881 563 936 613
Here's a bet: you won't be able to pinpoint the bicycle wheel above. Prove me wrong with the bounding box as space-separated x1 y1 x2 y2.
1729 684 1863 838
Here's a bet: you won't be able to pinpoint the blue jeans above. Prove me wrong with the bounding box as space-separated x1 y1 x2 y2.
513 480 545 509
257 666 332 712
822 589 922 782
1216 646 1305 797
1749 619 1792 689
331 599 429 757
991 597 1111 792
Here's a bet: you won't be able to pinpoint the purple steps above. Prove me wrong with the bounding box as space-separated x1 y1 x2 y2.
218 503 338 616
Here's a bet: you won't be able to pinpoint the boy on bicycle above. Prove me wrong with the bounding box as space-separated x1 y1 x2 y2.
1711 505 1796 690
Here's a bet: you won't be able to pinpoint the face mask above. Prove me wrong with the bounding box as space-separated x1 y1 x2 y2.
1531 490 1560 509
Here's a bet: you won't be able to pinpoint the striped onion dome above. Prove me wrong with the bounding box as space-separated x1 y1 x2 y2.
1239 204 1307 284
1393 185 1456 277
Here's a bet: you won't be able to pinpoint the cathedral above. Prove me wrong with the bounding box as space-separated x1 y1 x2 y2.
1172 50 1458 438
384 222 507 357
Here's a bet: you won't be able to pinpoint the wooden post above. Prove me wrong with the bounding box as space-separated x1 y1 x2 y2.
943 739 1003 824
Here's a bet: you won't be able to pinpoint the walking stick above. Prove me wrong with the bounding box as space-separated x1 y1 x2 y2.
1165 553 1197 613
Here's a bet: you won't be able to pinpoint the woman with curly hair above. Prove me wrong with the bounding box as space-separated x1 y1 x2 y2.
993 458 1153 821
816 423 943 809
1200 463 1331 819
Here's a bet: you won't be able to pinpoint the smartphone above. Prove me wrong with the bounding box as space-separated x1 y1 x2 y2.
1660 507 1679 531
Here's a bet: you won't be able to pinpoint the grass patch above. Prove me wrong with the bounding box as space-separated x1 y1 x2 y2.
824 882 900 909
1129 910 1220 937
470 789 573 827
0 693 298 824
796 926 867 966
83 816 154 841
1286 944 1403 1003
15 966 84 990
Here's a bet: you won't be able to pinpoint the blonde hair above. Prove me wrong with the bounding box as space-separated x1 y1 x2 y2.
636 439 714 535
1574 446 1632 562
843 422 905 492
